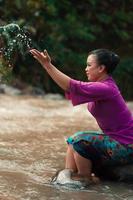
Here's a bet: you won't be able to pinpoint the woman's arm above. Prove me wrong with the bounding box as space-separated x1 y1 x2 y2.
30 49 71 91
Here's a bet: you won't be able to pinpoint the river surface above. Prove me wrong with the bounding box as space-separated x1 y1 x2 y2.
0 94 133 200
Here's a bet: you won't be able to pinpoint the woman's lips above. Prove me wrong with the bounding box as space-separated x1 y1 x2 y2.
86 73 89 76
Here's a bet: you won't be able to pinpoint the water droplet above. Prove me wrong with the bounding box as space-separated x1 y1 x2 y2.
0 23 34 66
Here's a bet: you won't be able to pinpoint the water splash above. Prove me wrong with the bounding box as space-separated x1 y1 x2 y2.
0 23 34 66
0 23 20 35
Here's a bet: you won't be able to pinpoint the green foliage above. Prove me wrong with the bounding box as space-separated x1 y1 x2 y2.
0 0 133 99
114 58 133 100
0 58 13 84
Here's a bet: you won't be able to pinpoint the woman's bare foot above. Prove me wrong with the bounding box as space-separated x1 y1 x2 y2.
91 173 100 184
71 172 100 184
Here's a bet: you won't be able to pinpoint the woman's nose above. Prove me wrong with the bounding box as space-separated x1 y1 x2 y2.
85 66 88 71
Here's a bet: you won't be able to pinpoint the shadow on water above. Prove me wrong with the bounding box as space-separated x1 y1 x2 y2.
0 95 133 200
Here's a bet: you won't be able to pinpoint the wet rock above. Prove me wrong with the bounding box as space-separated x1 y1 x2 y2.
0 83 46 96
44 93 64 100
0 83 64 98
114 165 133 182
0 84 22 95
21 86 45 96
95 164 133 183
51 169 89 189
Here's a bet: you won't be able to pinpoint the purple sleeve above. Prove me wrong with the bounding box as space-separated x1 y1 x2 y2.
65 79 113 106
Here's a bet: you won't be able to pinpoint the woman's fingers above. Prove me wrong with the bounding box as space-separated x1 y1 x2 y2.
30 51 45 62
30 49 47 60
43 49 48 56
30 49 41 57
44 50 50 58
43 49 51 62
30 49 51 65
30 51 42 62
30 49 41 54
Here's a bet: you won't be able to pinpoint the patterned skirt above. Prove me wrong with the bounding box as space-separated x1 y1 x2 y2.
67 131 133 167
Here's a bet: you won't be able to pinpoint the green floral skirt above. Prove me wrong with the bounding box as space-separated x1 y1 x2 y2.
67 131 133 167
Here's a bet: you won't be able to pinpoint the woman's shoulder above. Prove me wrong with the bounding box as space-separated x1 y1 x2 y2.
70 77 120 96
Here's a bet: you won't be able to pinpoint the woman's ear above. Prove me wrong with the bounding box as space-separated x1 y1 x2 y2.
99 65 106 73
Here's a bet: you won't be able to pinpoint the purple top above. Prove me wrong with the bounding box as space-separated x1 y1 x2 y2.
66 76 133 145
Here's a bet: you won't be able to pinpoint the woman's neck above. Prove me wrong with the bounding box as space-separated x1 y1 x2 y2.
96 73 110 82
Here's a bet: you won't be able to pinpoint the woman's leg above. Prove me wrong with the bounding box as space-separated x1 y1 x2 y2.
73 150 92 178
73 151 100 183
65 144 93 180
65 131 103 182
65 145 77 172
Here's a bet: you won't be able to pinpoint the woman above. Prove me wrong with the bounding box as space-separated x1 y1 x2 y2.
30 48 133 183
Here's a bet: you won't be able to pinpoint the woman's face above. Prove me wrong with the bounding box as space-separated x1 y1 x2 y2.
85 54 105 81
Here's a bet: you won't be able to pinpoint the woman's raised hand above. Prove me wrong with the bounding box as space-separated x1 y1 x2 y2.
30 49 51 69
30 48 70 91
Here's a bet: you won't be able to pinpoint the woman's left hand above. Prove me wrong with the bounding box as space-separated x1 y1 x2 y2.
30 49 51 70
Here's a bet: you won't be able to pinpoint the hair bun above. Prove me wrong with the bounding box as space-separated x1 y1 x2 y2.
111 53 120 67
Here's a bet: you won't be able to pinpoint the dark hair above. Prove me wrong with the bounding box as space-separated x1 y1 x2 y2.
88 49 120 74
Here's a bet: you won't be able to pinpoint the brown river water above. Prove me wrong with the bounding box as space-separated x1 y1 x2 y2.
0 94 133 200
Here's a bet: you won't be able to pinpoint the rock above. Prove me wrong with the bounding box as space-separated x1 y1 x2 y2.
0 84 22 95
51 169 89 189
95 164 133 183
44 93 64 100
21 86 45 96
0 83 64 98
0 85 4 94
111 165 133 182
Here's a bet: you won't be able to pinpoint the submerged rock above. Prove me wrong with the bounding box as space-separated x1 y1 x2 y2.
51 169 90 189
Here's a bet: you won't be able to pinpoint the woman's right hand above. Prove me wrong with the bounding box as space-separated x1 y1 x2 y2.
30 48 71 91
30 49 52 69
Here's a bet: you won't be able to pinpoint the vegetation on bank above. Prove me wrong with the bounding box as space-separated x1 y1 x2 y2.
0 0 133 100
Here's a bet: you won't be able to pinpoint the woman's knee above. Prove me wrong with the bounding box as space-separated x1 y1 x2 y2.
67 144 75 152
